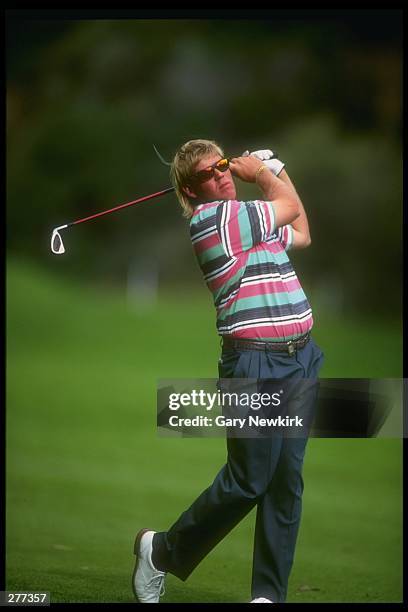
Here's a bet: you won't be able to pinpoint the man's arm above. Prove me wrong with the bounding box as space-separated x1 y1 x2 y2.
278 169 311 249
230 156 300 229
243 149 311 250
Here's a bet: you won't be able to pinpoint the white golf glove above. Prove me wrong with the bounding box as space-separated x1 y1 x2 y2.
242 149 285 176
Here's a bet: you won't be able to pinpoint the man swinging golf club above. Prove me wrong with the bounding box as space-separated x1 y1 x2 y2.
132 139 324 604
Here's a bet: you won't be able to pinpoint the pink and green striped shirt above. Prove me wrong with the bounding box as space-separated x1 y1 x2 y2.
190 199 313 341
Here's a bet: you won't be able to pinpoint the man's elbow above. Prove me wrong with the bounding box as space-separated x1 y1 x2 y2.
298 231 312 248
303 234 311 248
292 231 311 250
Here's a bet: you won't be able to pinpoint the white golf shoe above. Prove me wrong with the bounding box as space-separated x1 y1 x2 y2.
251 597 274 603
132 529 166 603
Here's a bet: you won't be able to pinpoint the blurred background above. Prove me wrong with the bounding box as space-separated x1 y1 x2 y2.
7 11 402 317
6 10 403 603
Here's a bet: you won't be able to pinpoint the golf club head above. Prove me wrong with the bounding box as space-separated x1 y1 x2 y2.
51 225 67 255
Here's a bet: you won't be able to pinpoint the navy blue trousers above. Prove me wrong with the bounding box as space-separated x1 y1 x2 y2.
153 337 324 603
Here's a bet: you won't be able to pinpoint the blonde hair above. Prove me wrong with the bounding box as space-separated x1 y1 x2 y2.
170 139 224 219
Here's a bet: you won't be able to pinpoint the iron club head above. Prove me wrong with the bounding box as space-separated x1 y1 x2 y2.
51 225 68 255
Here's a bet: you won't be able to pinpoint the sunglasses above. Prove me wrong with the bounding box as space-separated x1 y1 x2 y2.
190 158 230 184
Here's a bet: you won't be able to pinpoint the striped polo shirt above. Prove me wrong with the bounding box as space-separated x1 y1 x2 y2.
190 199 313 341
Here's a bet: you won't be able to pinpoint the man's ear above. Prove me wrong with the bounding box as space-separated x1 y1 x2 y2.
182 185 198 199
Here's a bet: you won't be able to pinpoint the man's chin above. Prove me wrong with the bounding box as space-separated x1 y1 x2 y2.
219 188 236 200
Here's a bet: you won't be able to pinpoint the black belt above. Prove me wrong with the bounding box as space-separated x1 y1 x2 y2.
222 332 311 356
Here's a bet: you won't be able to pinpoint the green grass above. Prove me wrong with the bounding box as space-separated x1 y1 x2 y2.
6 258 403 603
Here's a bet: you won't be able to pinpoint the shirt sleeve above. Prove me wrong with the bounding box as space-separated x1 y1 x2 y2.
276 224 294 251
215 199 276 258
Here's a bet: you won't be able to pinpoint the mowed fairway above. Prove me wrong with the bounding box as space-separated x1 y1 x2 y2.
6 259 403 603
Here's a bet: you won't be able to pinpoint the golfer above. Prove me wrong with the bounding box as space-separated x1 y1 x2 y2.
132 139 324 603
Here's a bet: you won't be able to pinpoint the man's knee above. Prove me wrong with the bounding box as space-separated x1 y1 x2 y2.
225 463 271 500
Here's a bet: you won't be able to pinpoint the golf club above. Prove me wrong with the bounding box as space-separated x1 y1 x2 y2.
50 187 175 255
153 144 172 166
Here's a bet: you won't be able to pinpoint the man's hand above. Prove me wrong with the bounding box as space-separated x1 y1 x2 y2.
242 149 274 161
229 156 265 183
242 149 285 176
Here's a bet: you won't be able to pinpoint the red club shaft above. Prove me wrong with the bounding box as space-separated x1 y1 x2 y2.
69 187 175 227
